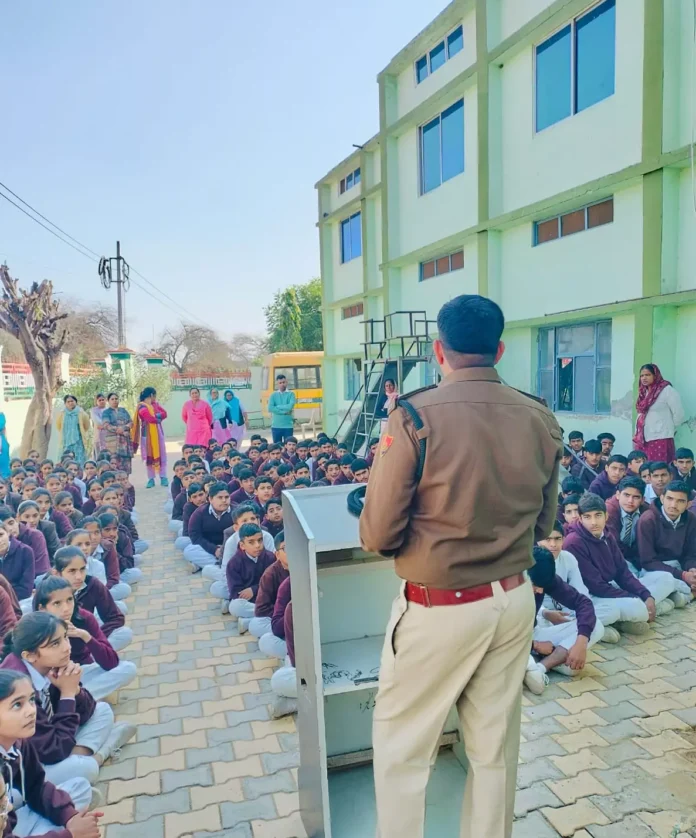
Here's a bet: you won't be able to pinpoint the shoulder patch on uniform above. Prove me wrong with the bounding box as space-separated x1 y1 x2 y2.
397 384 437 403
380 434 394 457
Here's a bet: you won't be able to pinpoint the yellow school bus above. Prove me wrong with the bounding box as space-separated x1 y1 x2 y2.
261 351 323 421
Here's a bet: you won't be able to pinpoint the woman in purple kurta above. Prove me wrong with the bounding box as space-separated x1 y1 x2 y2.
181 387 213 446
90 393 107 458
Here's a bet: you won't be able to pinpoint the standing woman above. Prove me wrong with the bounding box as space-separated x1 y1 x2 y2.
208 388 229 445
56 395 91 466
224 388 248 448
136 387 169 488
181 387 213 446
0 411 9 479
633 364 685 462
101 393 134 475
90 393 107 458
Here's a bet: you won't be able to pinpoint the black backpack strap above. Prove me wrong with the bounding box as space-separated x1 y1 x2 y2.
397 397 427 483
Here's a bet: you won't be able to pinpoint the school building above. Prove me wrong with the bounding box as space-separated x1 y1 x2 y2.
316 0 696 453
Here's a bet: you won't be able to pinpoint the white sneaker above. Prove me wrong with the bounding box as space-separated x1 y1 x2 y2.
601 626 621 643
615 620 651 635
238 618 250 635
271 696 297 719
89 788 103 810
93 722 136 765
670 592 691 609
554 664 579 677
221 599 230 615
524 662 549 695
655 598 676 616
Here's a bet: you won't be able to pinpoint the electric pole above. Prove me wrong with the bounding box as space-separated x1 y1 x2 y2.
99 241 130 347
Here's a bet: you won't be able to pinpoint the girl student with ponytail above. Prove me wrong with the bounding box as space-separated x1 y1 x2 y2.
33 577 136 702
0 612 131 787
51 548 132 654
65 526 131 608
0 670 102 838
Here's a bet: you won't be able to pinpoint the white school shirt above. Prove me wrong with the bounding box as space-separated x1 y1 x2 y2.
644 484 657 503
539 550 589 618
87 550 107 586
221 529 275 571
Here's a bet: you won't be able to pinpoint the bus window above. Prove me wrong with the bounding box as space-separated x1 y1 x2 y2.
295 366 321 388
273 368 297 388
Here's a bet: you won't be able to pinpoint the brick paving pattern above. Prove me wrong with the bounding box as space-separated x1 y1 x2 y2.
100 456 696 837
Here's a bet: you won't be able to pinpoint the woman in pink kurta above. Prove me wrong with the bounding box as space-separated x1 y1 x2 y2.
181 387 213 446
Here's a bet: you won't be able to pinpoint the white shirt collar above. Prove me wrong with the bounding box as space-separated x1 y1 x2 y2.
245 552 258 564
94 544 104 556
23 660 49 693
209 505 230 520
0 744 19 759
662 505 680 529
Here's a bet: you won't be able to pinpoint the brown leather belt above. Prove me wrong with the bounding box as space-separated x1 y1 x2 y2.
405 573 526 607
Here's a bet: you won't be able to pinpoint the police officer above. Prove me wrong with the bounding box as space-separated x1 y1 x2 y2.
360 295 562 838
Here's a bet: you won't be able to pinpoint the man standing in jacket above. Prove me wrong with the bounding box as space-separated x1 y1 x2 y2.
267 375 296 445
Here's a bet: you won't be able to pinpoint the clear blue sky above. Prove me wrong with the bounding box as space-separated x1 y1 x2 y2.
0 0 446 346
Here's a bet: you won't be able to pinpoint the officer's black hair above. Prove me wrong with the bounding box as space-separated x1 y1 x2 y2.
436 294 504 359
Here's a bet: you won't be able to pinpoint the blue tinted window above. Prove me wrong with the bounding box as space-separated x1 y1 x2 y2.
354 168 361 185
421 117 441 193
575 0 616 113
346 172 353 190
447 26 463 57
416 55 429 84
535 25 571 131
350 213 362 260
341 219 351 263
441 100 464 183
429 41 446 73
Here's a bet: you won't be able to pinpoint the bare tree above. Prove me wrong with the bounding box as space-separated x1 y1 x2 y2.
150 322 222 373
0 266 68 456
228 333 268 366
62 300 119 362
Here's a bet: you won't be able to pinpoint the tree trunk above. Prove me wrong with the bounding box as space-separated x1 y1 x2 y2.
20 395 52 457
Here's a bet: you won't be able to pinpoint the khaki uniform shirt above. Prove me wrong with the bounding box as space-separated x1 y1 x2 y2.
359 367 563 589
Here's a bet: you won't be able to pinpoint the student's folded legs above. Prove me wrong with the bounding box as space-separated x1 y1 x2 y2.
109 581 132 602
108 626 134 652
249 616 272 638
228 599 255 619
259 632 287 659
174 535 191 552
183 544 216 568
120 567 143 586
13 777 92 838
80 660 138 701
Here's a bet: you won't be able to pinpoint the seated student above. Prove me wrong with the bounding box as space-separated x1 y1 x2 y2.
570 440 602 490
0 574 21 639
253 476 275 512
559 494 581 531
333 455 355 486
115 470 138 524
21 478 39 503
588 455 628 500
18 500 61 566
10 470 28 496
175 481 207 552
607 477 690 610
560 476 584 502
269 580 296 717
563 492 656 637
0 479 22 515
184 482 233 571
273 465 296 497
261 461 282 485
350 458 370 484
0 670 99 838
103 487 149 557
34 577 136 702
0 611 133 787
524 546 602 694
294 461 311 483
567 430 584 455
670 447 696 493
251 531 290 653
54 491 84 530
56 467 83 512
636 479 696 593
644 460 671 503
293 478 311 489
54 547 132 652
81 480 103 518
225 524 276 624
627 450 648 476
75 521 132 604
209 460 227 483
559 447 574 478
63 529 108 590
97 513 142 590
0 505 50 579
229 470 256 507
261 499 284 538
33 488 72 541
294 440 309 466
166 459 187 515
0 520 35 606
320 438 334 457
324 460 342 486
597 432 615 459
640 461 652 485
282 437 298 464
169 471 196 535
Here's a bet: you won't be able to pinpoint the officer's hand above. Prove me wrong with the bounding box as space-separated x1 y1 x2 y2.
543 610 573 626
532 641 554 657
645 597 656 622
565 636 588 671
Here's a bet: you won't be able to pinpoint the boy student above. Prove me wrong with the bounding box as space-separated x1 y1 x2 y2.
268 374 296 444
273 464 296 497
559 495 581 531
184 482 233 571
262 499 283 537
282 436 298 463
225 523 276 624
670 447 696 493
169 471 196 534
597 432 615 457
570 440 602 490
230 470 256 507
627 450 647 476
324 460 342 485
250 530 290 653
175 481 207 552
567 431 584 454
636 480 696 595
524 546 601 695
588 455 628 500
351 458 370 484
644 461 672 503
563 492 656 639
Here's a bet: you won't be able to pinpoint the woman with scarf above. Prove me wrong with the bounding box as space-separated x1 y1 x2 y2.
100 393 134 474
181 387 213 447
90 393 107 458
224 388 247 447
135 387 169 488
56 396 91 466
208 388 229 445
633 364 685 462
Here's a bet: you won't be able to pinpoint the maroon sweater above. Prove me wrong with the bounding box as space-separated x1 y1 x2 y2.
0 654 96 765
2 738 77 838
189 504 233 556
226 548 276 601
18 524 50 575
182 501 201 538
636 501 696 578
74 576 125 637
0 576 20 640
69 608 120 669
66 483 83 511
229 488 256 507
605 497 650 566
0 538 35 600
272 577 291 638
285 601 295 666
93 540 122 589
48 510 72 541
172 491 187 522
81 499 96 516
254 560 289 618
37 520 60 563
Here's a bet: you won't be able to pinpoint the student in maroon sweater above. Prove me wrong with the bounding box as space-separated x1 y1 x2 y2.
229 470 256 507
570 439 602 490
0 525 35 603
588 455 628 501
33 489 72 541
53 548 132 653
184 483 233 570
34 577 136 702
324 460 342 486
636 481 696 594
95 513 142 589
226 524 276 623
272 465 296 497
334 455 355 486
0 507 49 579
261 499 284 538
563 493 655 640
0 481 21 516
175 483 207 552
168 472 195 532
18 501 60 566
669 447 696 493
251 532 290 658
605 476 649 566
0 670 100 838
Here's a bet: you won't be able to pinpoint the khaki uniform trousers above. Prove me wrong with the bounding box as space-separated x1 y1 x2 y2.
373 577 535 838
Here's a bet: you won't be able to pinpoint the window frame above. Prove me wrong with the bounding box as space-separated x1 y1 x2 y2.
533 197 613 246
344 358 362 401
414 23 464 85
341 302 364 320
533 0 616 134
537 320 612 415
338 167 361 196
419 249 464 282
418 99 465 195
340 211 362 263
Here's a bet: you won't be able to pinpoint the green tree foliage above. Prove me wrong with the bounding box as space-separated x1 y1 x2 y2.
264 278 323 353
63 364 172 418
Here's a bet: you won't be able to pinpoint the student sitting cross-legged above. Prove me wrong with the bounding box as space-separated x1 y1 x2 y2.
524 545 602 695
269 580 297 718
225 524 276 626
252 531 290 658
175 481 207 552
563 492 656 638
184 482 233 571
33 576 136 702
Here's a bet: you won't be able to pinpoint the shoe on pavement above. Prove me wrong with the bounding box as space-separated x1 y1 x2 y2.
89 787 104 810
601 626 621 643
655 598 675 616
93 723 136 765
615 620 651 635
145 478 155 489
238 618 250 635
523 662 549 696
670 591 691 609
554 664 579 678
221 599 230 615
191 565 202 574
272 696 298 719
161 477 169 487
